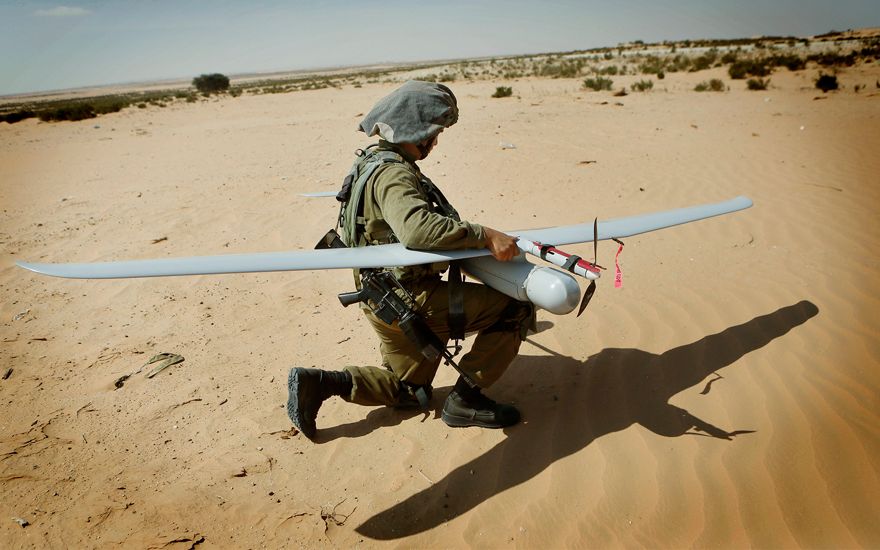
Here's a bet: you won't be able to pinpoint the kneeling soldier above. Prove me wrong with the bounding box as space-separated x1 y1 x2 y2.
288 81 533 439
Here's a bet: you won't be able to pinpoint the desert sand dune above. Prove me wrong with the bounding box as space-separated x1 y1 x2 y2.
1 61 879 548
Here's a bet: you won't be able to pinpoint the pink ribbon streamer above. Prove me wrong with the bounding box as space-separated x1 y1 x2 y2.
614 243 623 288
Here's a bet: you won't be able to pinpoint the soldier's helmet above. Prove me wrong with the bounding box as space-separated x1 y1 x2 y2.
358 80 458 145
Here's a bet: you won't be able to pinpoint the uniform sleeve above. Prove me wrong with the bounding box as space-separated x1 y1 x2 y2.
372 164 486 251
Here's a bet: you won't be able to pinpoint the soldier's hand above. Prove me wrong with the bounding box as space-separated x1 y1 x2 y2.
483 227 520 262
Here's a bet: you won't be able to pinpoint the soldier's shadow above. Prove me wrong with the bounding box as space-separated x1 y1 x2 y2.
349 300 818 540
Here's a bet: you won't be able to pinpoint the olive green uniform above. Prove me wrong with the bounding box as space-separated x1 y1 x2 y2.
342 141 532 406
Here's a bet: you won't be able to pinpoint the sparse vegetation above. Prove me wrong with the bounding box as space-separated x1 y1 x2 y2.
4 32 878 125
492 86 513 98
192 73 230 94
539 59 585 78
747 78 770 90
690 49 719 71
815 73 839 92
631 79 654 92
695 79 726 92
729 59 770 79
768 53 806 71
583 76 614 91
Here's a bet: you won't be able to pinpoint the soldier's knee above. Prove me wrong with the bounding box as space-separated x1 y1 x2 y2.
485 299 535 339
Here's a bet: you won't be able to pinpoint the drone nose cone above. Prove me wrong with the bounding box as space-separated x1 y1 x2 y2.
524 266 581 315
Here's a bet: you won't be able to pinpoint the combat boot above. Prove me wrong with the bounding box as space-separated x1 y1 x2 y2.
441 377 520 428
287 367 352 439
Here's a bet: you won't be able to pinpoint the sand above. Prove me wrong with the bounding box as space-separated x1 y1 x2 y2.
1 62 879 548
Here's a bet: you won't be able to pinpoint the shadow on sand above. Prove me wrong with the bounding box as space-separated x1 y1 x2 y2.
350 300 818 540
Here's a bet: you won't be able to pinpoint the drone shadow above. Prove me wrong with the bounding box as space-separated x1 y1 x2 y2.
350 300 819 540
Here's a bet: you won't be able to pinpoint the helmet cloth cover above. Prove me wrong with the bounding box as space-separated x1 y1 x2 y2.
358 80 458 145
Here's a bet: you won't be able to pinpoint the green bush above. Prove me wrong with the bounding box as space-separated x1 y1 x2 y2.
808 52 856 67
768 54 805 71
0 110 37 124
631 79 654 92
540 59 584 78
815 73 838 92
38 104 96 121
492 86 513 98
192 73 230 94
695 79 725 92
729 59 771 79
690 49 718 72
583 76 613 91
747 78 770 90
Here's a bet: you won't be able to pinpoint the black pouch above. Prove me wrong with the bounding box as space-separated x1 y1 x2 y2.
315 228 347 250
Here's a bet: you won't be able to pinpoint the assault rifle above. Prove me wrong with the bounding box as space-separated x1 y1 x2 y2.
338 269 476 390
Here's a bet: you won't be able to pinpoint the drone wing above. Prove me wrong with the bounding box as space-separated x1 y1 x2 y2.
513 195 752 244
15 243 489 280
16 196 751 279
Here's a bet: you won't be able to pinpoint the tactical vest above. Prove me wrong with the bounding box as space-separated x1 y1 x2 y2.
335 144 461 282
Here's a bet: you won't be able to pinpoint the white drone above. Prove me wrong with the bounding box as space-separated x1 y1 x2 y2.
18 196 752 316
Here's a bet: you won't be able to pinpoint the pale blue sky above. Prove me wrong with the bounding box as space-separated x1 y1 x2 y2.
1 0 877 95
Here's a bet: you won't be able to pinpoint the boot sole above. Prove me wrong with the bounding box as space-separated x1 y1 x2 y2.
441 410 512 429
287 368 318 439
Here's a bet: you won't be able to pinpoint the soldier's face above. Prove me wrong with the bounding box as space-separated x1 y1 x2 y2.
416 134 440 160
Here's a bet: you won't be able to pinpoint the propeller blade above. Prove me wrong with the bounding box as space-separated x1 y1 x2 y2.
577 280 597 317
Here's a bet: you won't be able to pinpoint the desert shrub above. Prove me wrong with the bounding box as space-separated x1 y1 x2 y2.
729 59 771 79
540 59 584 78
815 73 838 92
492 86 513 98
808 51 856 67
639 57 665 75
301 79 329 90
728 61 749 79
1 109 37 124
747 78 770 90
38 103 96 121
768 53 806 71
657 70 665 79
695 79 725 92
583 76 613 91
192 73 230 94
631 79 654 92
597 65 618 75
690 49 718 71
721 51 739 64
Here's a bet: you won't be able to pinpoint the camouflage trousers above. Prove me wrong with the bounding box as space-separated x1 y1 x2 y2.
343 277 533 406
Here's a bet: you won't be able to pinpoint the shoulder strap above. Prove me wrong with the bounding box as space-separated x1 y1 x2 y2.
338 147 406 247
419 175 460 221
